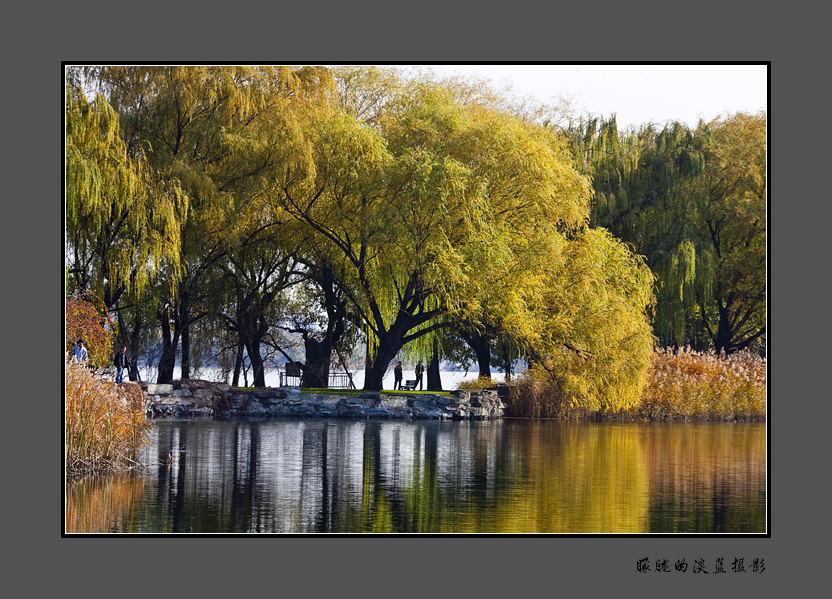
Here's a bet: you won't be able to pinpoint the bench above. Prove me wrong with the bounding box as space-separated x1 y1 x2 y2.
402 379 417 391
280 361 303 387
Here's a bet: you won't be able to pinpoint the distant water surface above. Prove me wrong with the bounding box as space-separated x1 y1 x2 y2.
138 367 504 390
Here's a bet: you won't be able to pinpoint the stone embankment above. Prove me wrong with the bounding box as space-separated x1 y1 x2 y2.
141 379 505 420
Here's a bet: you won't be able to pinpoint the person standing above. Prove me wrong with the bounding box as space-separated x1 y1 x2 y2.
393 361 403 390
113 345 129 384
71 339 88 365
415 361 424 390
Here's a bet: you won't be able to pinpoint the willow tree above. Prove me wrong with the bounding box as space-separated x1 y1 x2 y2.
277 256 358 389
83 65 333 382
270 77 592 390
694 113 766 353
65 77 187 310
567 113 766 353
217 226 303 388
523 229 656 412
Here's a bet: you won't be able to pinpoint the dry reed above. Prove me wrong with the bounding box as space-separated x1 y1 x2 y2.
65 360 153 475
638 347 766 421
505 347 766 421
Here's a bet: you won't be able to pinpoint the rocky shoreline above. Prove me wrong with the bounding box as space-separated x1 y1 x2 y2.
141 378 505 420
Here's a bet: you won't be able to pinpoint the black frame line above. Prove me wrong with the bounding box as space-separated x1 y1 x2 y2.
62 60 771 539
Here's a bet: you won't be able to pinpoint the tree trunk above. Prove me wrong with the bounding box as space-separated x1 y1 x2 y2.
116 308 142 382
363 338 399 391
239 333 266 387
180 317 191 379
127 312 143 382
467 331 492 380
232 341 244 387
502 341 513 383
714 302 733 354
244 337 266 388
427 337 442 391
157 307 179 384
364 336 373 374
303 263 347 388
302 337 331 388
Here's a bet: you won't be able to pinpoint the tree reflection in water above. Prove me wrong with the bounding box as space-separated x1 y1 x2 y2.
66 420 766 533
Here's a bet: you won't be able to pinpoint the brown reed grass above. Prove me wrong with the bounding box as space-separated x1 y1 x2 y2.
638 347 766 421
504 347 766 421
65 360 154 475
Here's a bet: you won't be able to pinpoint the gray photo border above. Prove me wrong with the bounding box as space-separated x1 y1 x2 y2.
12 2 825 596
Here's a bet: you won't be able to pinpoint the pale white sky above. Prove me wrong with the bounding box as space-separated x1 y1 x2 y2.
397 64 767 129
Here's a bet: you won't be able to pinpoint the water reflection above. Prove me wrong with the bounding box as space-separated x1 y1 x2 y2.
66 419 766 533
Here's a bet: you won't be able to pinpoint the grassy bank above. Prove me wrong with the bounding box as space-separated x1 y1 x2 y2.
65 361 153 475
506 348 766 421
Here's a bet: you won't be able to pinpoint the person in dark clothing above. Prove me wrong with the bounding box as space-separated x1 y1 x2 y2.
393 361 403 390
113 345 129 384
415 361 424 390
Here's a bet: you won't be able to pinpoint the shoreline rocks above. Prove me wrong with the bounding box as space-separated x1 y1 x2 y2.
141 379 505 420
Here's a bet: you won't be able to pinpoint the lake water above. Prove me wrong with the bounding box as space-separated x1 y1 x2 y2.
65 419 766 534
140 367 505 390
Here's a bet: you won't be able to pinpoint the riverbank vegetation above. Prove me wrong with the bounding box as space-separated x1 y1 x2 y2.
65 65 765 418
509 347 766 421
65 295 117 369
65 361 153 475
638 347 766 421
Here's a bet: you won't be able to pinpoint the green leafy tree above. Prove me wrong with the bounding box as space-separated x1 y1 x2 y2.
273 80 591 389
65 76 187 310
83 66 332 382
567 113 766 353
695 114 766 352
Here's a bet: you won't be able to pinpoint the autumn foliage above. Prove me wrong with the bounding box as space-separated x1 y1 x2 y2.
638 347 766 421
65 294 117 368
65 360 152 475
508 348 766 421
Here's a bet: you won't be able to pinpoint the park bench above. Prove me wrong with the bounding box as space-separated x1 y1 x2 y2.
279 361 303 387
402 379 417 391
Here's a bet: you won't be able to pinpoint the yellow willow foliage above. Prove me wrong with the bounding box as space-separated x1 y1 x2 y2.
521 229 656 413
72 65 335 317
387 89 590 306
332 66 405 124
271 77 602 368
86 66 333 144
697 112 766 323
66 84 187 298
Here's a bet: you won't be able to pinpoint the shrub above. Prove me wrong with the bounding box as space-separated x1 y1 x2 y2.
65 360 153 475
65 294 117 369
509 367 593 419
456 377 497 391
508 347 766 421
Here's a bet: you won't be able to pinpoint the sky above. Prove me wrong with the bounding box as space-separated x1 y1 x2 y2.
394 64 767 130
